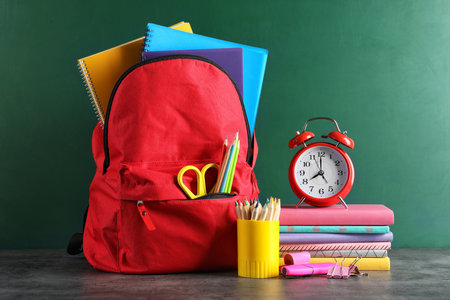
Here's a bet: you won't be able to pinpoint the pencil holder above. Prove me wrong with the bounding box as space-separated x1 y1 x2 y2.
237 219 279 278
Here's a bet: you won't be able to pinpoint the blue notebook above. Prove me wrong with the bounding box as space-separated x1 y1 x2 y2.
142 23 268 137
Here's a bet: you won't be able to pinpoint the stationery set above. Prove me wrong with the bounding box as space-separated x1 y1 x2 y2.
73 19 395 279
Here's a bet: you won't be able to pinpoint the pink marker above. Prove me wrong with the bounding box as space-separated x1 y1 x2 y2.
281 263 336 277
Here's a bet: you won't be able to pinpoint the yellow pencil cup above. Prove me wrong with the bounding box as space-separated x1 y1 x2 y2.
237 219 279 278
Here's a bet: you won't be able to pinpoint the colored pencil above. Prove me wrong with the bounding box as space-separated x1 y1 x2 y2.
249 200 255 220
215 140 232 193
260 203 268 221
222 137 228 156
244 200 250 220
225 139 240 193
239 201 244 219
235 201 241 219
219 131 239 192
235 198 281 221
276 198 281 221
219 142 235 192
251 201 258 220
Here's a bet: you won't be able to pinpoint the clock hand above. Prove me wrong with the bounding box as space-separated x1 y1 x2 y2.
311 169 325 180
310 172 321 180
314 158 320 170
319 157 328 182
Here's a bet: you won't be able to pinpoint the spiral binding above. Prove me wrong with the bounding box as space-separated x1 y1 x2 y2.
308 249 388 258
142 25 152 52
77 59 105 126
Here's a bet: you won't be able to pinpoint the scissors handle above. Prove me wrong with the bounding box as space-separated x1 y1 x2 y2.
177 166 203 199
177 163 219 199
201 163 219 194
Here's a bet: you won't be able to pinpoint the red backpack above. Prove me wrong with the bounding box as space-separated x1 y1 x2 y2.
68 55 260 274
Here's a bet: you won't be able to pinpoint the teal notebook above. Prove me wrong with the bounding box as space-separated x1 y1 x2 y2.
280 225 391 234
142 23 268 137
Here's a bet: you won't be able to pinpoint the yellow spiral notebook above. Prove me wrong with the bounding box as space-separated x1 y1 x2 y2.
78 21 193 125
309 257 390 270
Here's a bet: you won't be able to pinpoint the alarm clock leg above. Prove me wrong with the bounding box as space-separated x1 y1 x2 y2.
296 197 306 208
338 196 349 209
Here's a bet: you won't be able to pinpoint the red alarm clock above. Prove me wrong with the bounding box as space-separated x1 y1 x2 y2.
288 117 355 208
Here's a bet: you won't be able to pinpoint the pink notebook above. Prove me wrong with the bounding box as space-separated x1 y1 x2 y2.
280 204 394 225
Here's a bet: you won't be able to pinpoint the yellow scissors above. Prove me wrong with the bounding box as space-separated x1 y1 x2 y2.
177 163 219 199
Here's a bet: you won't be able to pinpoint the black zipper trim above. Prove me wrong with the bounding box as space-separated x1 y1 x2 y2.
195 193 236 200
122 192 237 202
102 54 252 174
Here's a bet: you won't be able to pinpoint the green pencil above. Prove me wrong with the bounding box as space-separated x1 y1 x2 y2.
225 139 240 193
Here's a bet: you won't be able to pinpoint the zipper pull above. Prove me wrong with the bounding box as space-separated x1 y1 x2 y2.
137 201 156 231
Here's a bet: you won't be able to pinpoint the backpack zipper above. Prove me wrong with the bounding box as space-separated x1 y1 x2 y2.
102 55 251 174
136 193 236 231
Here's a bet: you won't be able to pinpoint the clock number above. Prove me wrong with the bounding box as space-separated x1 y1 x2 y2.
335 161 340 166
318 152 325 157
309 155 315 160
335 179 340 185
304 162 311 167
329 154 333 159
319 188 325 194
303 179 308 184
299 170 305 176
309 186 314 192
338 170 344 175
328 186 334 192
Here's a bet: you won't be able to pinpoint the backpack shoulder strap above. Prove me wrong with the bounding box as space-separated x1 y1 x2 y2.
66 205 88 255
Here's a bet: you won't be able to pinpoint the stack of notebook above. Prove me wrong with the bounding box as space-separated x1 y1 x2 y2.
279 204 394 270
78 21 268 138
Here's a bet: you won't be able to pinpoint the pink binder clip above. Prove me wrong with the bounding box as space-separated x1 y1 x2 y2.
346 256 368 278
327 257 346 279
327 256 368 279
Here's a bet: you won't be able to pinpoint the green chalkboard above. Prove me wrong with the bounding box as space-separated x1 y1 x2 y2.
1 0 449 248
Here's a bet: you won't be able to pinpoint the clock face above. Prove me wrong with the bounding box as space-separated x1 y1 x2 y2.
293 145 349 199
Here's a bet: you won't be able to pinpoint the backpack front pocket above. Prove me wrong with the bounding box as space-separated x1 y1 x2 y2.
118 195 240 274
116 161 251 274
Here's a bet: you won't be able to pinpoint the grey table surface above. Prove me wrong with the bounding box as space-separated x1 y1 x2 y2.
0 249 449 299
